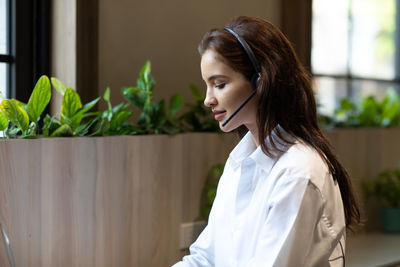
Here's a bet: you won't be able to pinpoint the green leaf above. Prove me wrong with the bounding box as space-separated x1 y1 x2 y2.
152 100 166 124
138 111 151 126
61 88 82 127
15 100 28 112
122 87 151 96
87 117 109 136
110 110 132 131
42 114 51 137
359 96 379 126
169 93 183 117
27 75 51 122
380 88 400 126
143 92 151 113
340 98 354 111
51 77 68 95
82 111 100 119
5 124 21 137
362 168 400 207
24 121 38 137
335 98 356 121
137 61 155 91
102 109 112 121
82 98 100 112
43 114 61 137
0 99 30 132
201 204 212 220
207 188 217 203
111 103 125 113
0 111 8 130
75 117 100 136
190 84 204 102
122 87 151 109
140 61 151 88
50 124 73 137
103 87 112 111
137 78 146 91
71 97 100 121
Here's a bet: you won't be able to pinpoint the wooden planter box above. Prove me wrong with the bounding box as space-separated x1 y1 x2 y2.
325 128 400 232
0 134 237 267
1 129 400 266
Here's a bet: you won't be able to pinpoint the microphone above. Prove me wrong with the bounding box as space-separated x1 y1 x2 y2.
221 90 256 127
221 27 261 128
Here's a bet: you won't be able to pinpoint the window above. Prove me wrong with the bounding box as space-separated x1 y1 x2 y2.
0 0 49 102
312 0 399 116
0 0 10 98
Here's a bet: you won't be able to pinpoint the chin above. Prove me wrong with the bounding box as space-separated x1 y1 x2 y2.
219 122 238 133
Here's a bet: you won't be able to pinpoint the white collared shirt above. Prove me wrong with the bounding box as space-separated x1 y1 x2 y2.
173 131 346 267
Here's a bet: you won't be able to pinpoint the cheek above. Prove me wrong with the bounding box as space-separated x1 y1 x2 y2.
219 90 239 109
224 86 252 108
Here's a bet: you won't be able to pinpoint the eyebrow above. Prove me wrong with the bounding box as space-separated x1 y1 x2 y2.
207 74 229 82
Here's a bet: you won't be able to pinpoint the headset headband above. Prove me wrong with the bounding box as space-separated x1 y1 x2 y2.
224 27 261 74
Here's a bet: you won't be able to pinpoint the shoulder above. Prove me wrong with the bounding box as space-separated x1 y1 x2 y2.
269 140 346 239
272 141 330 189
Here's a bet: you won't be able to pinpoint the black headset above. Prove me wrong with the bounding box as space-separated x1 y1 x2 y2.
224 27 261 90
220 27 261 127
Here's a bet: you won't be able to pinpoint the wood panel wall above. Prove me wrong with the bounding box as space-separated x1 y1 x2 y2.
326 128 400 231
0 129 399 266
0 134 237 267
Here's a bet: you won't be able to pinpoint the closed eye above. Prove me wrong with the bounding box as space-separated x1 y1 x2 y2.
215 83 226 89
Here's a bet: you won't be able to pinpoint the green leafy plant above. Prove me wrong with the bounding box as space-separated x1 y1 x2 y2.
122 61 183 134
0 75 51 138
0 75 100 138
362 169 400 208
201 163 224 220
43 77 100 137
0 61 222 138
330 87 400 127
179 84 219 132
85 87 134 136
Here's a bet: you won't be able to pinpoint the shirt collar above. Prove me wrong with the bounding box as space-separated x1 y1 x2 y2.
229 131 257 168
229 126 295 173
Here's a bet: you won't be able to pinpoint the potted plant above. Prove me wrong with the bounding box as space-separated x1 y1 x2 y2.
201 163 224 220
0 61 237 267
362 169 400 232
319 87 400 128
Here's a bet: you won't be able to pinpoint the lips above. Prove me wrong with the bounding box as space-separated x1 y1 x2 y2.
212 110 226 121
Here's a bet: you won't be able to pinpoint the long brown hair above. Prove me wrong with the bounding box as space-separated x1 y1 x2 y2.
198 16 360 229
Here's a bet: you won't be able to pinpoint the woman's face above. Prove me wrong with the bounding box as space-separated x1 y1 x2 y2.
201 49 259 133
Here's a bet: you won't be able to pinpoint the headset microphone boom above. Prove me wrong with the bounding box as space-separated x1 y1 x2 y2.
221 27 261 127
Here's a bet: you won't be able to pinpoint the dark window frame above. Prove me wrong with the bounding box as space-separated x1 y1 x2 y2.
0 0 49 102
311 0 400 97
0 0 12 96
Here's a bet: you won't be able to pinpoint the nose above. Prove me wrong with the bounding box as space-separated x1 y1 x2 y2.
204 88 217 107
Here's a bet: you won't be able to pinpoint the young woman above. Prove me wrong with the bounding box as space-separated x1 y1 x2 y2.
173 16 360 267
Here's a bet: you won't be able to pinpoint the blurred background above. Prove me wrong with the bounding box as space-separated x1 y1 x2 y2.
1 0 400 266
1 0 399 118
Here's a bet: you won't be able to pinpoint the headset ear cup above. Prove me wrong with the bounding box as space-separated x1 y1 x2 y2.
250 73 260 90
256 76 260 88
